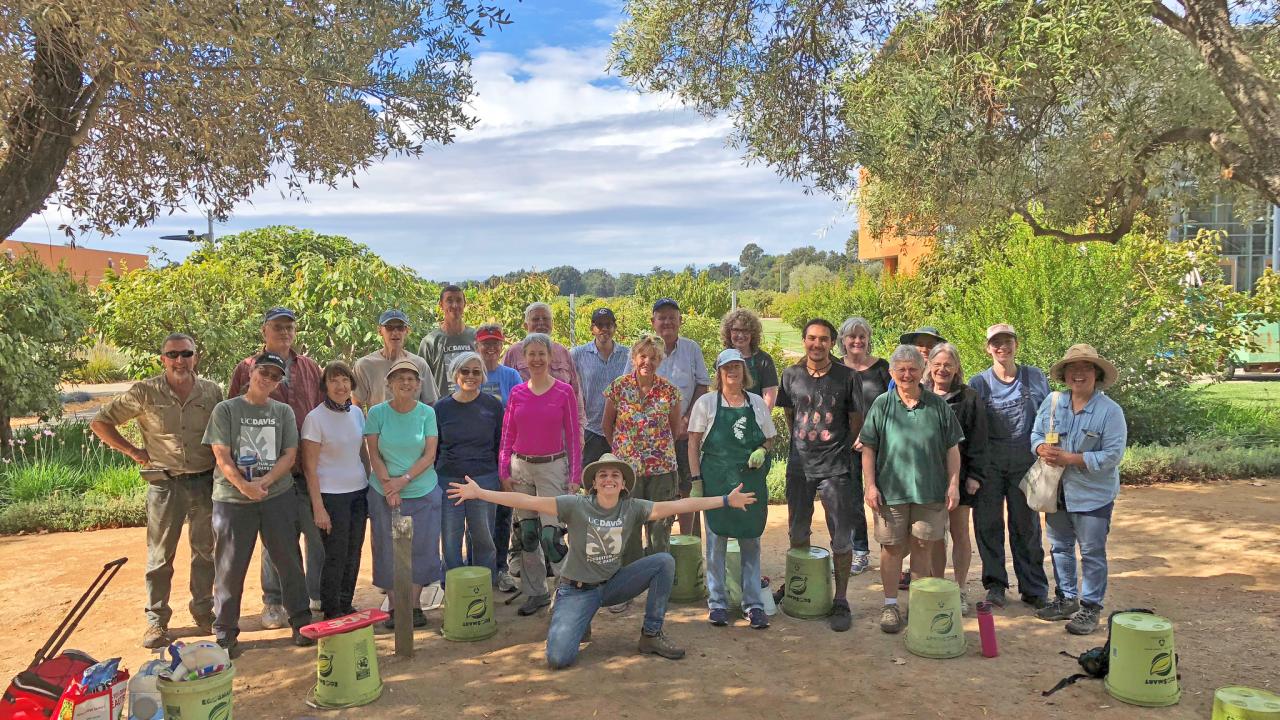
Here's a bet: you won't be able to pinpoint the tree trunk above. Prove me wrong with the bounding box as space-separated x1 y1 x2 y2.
0 396 11 460
0 21 85 240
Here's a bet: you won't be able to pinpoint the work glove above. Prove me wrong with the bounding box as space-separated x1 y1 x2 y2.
690 479 704 498
747 447 767 469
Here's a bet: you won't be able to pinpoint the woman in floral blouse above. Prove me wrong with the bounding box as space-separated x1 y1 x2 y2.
604 333 682 564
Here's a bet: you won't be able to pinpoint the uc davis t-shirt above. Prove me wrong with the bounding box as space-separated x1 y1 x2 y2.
202 396 299 503
364 401 439 498
556 494 655 584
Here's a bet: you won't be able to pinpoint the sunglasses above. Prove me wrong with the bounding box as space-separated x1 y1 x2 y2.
258 371 285 382
458 368 484 377
162 350 195 359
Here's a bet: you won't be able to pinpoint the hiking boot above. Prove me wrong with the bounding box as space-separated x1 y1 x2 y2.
518 593 551 616
1066 604 1102 635
1036 597 1080 622
638 632 685 660
142 623 170 649
609 600 631 614
292 628 316 647
1021 594 1049 610
985 586 1007 608
412 608 428 628
898 572 911 590
497 571 518 593
260 604 289 629
828 600 852 632
708 608 729 626
216 636 242 659
194 614 216 636
850 553 871 576
748 608 770 629
879 604 904 634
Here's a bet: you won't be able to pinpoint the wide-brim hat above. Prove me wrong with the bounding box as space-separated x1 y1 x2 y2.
1050 344 1119 388
582 453 636 492
385 358 421 381
900 326 946 345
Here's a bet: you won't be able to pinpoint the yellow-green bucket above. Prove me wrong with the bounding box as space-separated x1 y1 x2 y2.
1104 612 1180 707
905 577 965 659
159 664 234 720
782 546 833 619
725 539 743 616
309 625 382 709
1213 687 1280 719
670 534 707 603
441 566 498 642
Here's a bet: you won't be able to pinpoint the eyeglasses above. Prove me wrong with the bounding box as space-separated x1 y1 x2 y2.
258 371 284 382
458 368 484 377
162 350 195 359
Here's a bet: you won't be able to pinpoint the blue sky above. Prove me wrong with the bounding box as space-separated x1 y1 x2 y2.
10 1 857 281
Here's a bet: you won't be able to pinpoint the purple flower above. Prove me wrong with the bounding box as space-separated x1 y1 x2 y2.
42 429 55 437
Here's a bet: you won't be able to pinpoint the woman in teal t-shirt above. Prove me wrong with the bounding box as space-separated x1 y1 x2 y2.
365 359 441 629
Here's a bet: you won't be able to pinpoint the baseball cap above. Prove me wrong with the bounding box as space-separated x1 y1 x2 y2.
385 359 421 381
378 309 409 326
652 298 680 313
986 323 1017 342
262 307 295 323
476 326 505 343
253 352 287 374
591 308 617 325
714 348 746 369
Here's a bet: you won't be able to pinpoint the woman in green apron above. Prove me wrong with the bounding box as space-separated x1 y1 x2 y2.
688 349 777 629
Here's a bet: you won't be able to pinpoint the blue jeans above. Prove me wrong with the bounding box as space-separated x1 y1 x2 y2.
441 473 499 584
545 553 675 670
261 479 324 605
705 526 764 612
1044 502 1113 608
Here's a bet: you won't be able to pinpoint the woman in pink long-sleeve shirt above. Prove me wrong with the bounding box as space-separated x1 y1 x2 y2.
499 333 582 615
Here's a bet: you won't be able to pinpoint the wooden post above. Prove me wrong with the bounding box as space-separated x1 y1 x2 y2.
391 505 414 658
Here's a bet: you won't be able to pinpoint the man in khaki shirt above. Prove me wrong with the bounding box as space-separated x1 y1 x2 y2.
91 332 223 649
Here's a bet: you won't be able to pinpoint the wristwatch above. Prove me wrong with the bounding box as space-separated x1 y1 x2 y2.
690 473 703 482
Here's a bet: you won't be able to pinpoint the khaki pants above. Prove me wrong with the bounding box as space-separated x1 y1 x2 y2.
622 472 677 565
512 456 568 598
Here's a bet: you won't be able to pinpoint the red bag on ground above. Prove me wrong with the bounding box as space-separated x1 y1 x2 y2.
54 668 128 720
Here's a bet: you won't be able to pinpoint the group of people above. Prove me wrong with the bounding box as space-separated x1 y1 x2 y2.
90 284 1127 669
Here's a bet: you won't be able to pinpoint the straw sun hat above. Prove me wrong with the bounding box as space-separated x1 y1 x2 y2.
1049 344 1119 388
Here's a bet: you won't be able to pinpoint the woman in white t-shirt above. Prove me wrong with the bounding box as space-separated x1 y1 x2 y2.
301 361 371 619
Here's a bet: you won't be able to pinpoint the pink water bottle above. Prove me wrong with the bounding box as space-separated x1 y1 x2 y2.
977 601 998 658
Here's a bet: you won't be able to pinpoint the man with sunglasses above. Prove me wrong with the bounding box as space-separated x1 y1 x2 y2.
227 307 325 629
204 352 314 657
92 333 223 649
354 309 438 408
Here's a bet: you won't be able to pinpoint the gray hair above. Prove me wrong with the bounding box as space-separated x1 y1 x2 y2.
159 332 196 354
838 317 873 350
927 342 965 388
524 302 552 320
522 332 553 355
449 351 487 384
888 344 926 370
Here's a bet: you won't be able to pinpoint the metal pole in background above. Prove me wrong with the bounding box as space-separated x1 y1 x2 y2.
208 210 214 242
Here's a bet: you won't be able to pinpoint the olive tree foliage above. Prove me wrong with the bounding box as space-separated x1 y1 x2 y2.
0 0 512 241
613 0 1280 242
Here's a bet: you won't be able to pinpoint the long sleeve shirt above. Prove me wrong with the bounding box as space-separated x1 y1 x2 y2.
499 380 582 485
1030 390 1127 512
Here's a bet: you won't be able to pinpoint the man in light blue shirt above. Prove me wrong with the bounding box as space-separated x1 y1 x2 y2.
652 298 711 535
1029 344 1127 636
572 307 631 465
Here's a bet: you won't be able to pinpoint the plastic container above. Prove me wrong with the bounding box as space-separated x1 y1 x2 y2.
310 625 382 709
976 601 998 658
157 664 234 720
905 577 966 659
669 534 707 603
441 567 497 642
128 660 166 720
1104 611 1180 707
781 547 833 619
1212 686 1280 719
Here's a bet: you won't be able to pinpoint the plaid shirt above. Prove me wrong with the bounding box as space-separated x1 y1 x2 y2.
228 348 323 434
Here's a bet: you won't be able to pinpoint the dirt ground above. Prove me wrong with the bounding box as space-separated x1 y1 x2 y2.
1 480 1276 720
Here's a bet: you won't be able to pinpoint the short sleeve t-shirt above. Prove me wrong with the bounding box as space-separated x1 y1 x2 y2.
687 391 777 438
419 327 477 397
853 358 891 413
433 393 503 478
353 351 439 408
300 404 368 494
363 401 439 498
556 494 656 584
743 351 779 392
776 361 862 478
480 363 523 405
202 396 299 503
858 390 965 505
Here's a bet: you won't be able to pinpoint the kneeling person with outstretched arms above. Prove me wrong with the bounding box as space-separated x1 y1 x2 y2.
448 453 756 670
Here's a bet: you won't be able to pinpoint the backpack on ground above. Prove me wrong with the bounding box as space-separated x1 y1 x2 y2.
1041 607 1155 697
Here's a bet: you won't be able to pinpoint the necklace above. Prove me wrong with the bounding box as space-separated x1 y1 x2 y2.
806 359 832 378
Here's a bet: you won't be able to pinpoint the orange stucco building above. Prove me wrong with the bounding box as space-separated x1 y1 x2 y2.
1 239 148 287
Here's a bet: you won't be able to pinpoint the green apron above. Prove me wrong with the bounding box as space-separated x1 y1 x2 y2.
702 392 770 539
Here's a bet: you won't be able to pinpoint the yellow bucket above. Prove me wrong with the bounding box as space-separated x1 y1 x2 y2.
159 664 234 720
1212 687 1280 719
670 534 707 603
905 577 966 659
1104 612 1180 707
441 566 498 642
781 546 833 619
309 625 383 709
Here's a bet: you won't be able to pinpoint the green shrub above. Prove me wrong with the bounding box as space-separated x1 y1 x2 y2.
0 493 146 534
766 460 787 503
1121 440 1280 484
738 289 781 317
69 341 131 384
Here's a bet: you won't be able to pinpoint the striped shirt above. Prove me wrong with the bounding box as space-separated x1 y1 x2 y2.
571 340 631 436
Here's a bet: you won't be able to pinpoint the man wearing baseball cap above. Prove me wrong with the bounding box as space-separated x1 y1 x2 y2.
651 298 711 536
572 307 631 466
418 284 476 398
475 323 523 405
353 309 439 408
227 307 325 628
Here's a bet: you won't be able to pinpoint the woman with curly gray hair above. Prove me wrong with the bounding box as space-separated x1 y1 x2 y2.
720 308 778 408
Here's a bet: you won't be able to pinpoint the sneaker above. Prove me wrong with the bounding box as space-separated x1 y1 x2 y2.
518 594 551 616
309 599 322 613
216 636 242 659
194 614 216 636
260 604 288 630
637 632 686 660
412 608 428 628
341 605 359 617
898 572 911 591
1036 597 1080 622
380 595 391 612
748 608 770 629
708 608 729 626
828 600 852 632
382 611 397 630
142 623 170 649
879 604 904 634
985 586 1007 608
850 553 871 576
960 591 973 618
292 628 316 647
609 600 631 614
420 582 444 611
497 571 518 593
1021 594 1049 610
1066 604 1102 635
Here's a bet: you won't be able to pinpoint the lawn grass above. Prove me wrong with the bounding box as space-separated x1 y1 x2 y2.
1194 379 1280 410
760 317 803 355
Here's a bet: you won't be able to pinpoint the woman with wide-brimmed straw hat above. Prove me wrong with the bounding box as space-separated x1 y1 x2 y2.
1030 343 1127 636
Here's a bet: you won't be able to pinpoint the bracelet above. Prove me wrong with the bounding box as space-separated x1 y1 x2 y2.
690 473 702 482
722 494 730 508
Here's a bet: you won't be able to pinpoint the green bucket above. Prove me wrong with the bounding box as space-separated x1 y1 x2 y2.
441 566 498 641
159 664 234 720
781 546 833 619
1104 612 1180 707
1213 687 1280 720
670 534 707 603
309 625 383 709
724 539 743 616
905 577 966 659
